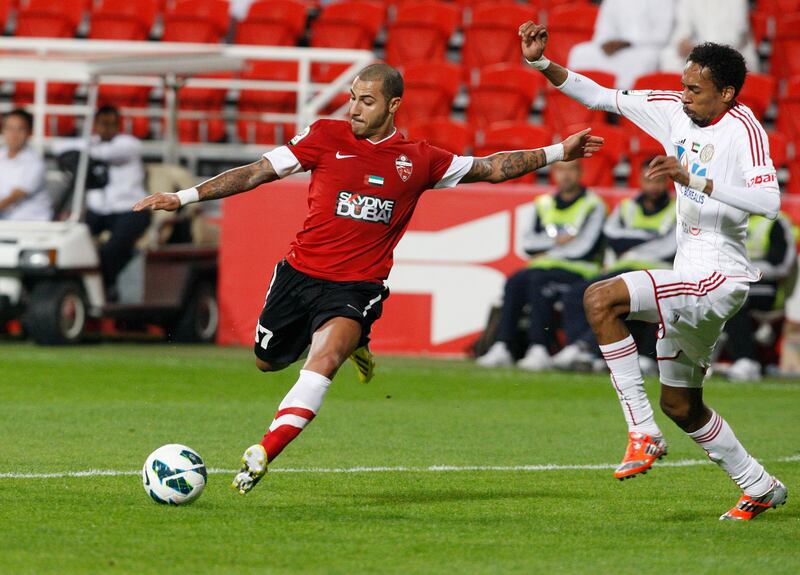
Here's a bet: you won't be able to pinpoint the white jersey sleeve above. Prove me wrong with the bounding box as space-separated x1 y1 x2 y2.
615 90 684 149
728 105 778 190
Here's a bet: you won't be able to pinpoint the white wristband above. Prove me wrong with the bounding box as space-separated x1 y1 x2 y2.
543 144 564 165
525 56 551 71
688 173 708 193
176 186 200 206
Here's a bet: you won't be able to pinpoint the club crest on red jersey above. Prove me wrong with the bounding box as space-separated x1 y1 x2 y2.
395 155 413 181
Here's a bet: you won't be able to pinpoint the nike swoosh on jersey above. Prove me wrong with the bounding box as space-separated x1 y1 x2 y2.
336 152 357 159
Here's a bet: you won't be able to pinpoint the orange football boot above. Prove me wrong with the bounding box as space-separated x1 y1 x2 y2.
614 432 667 480
720 478 787 521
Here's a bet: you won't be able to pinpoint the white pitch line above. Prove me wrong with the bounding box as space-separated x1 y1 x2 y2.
1 455 798 480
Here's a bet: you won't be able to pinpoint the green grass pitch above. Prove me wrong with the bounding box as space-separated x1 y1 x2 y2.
1 343 798 574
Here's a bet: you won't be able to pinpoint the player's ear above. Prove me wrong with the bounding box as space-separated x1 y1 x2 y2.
388 96 401 114
721 85 735 104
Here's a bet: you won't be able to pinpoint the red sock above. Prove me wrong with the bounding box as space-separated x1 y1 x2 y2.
260 407 316 462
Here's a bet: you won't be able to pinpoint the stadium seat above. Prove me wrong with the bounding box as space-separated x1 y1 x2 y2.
406 117 473 155
394 60 462 129
162 0 230 43
89 14 149 40
235 0 308 46
738 73 776 121
237 60 298 145
18 0 89 32
626 132 664 187
768 130 789 171
172 73 231 143
542 70 614 134
558 123 625 187
474 122 553 183
750 10 770 50
777 77 800 142
0 0 13 33
15 12 75 38
13 82 78 136
631 72 683 92
461 3 539 78
769 14 800 80
385 1 460 66
543 3 598 65
467 63 544 128
91 0 162 38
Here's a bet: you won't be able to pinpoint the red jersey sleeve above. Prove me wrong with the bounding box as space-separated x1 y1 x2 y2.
425 143 456 188
286 121 328 170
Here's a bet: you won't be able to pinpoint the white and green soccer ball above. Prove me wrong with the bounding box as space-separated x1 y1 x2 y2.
142 444 207 505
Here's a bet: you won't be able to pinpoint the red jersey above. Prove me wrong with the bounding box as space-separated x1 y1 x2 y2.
263 120 470 282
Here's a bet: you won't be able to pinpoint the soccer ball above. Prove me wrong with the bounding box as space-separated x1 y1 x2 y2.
142 444 207 505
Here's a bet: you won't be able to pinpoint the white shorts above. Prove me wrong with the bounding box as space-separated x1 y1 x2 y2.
621 268 749 383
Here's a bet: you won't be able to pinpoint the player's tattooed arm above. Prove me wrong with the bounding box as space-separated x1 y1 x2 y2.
461 150 547 183
133 158 279 212
197 157 279 201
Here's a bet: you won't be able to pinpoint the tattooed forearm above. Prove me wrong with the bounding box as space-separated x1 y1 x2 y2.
462 149 547 183
497 149 546 182
198 158 278 201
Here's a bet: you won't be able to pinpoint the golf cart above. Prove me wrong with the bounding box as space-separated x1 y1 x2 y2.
0 50 243 344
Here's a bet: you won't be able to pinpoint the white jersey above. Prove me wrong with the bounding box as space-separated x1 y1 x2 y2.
615 90 777 281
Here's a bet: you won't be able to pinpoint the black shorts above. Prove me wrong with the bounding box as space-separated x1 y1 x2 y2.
253 259 389 365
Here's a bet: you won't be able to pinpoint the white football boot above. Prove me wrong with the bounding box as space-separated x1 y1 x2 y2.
476 341 514 367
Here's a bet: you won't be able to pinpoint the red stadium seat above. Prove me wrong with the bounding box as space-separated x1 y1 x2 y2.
236 0 308 46
394 60 462 129
777 77 800 142
0 0 13 31
89 14 149 40
385 1 460 66
770 14 800 80
626 131 665 187
92 0 160 34
172 73 231 143
162 15 221 43
461 3 539 77
467 63 544 128
406 117 473 155
557 123 625 187
767 130 789 170
632 72 683 92
316 0 385 39
738 73 776 121
166 0 230 39
543 70 614 134
15 13 75 37
474 122 552 183
544 3 598 65
19 0 89 31
237 60 298 145
750 11 770 49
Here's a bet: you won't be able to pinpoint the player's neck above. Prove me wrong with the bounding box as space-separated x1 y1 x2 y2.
364 124 396 144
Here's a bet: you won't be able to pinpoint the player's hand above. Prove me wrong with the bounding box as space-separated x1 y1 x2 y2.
519 21 548 62
132 192 181 212
645 156 690 187
561 128 604 161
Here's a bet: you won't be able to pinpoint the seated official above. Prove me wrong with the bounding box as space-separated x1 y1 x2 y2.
0 109 52 222
477 160 606 371
553 161 676 374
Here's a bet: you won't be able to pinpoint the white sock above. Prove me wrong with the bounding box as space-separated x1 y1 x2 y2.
599 335 660 436
688 410 772 496
268 369 331 432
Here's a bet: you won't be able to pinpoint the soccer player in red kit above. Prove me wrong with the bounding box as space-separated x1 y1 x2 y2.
134 63 603 495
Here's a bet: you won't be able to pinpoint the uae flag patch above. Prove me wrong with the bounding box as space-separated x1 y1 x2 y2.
365 174 384 186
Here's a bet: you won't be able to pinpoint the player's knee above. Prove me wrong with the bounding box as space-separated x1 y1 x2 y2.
659 394 692 424
583 282 612 327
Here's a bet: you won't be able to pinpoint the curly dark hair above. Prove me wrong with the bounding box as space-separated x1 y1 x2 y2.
687 42 747 98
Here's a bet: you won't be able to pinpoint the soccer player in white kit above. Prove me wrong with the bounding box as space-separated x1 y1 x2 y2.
519 22 787 521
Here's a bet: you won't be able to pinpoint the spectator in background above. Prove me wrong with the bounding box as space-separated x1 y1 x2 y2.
660 0 758 74
0 109 52 222
723 213 796 381
552 160 677 374
477 160 606 371
54 106 150 298
568 0 675 89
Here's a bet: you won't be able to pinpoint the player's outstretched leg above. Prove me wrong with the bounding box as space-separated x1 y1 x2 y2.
685 409 787 521
349 345 375 383
584 278 666 480
232 369 331 494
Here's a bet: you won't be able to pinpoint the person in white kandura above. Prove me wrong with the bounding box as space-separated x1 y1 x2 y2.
519 22 787 521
